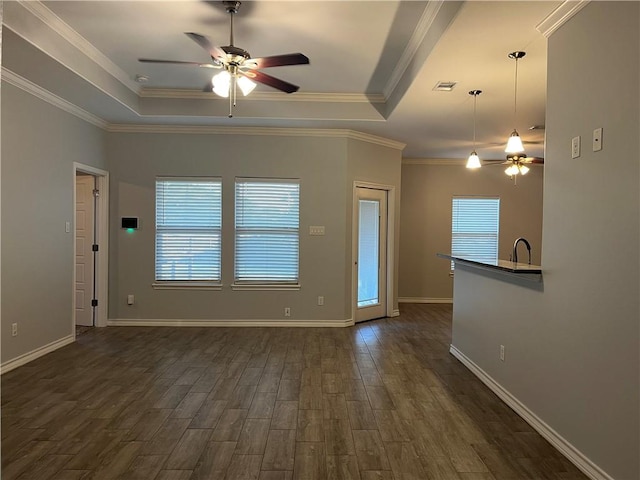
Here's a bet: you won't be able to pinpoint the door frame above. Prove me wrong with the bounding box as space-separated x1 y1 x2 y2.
351 181 396 323
73 163 109 330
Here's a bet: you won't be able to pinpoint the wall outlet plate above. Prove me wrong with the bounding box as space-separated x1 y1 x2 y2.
593 127 603 152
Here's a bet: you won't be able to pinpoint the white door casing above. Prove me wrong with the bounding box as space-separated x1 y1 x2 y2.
73 163 109 330
354 186 387 323
75 174 95 327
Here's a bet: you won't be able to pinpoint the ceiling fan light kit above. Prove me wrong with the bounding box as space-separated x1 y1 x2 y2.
505 129 525 154
138 0 309 117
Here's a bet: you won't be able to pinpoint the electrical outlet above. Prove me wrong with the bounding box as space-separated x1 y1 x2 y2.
317 296 324 306
500 345 505 361
284 307 291 317
571 136 580 158
593 127 603 152
12 323 18 337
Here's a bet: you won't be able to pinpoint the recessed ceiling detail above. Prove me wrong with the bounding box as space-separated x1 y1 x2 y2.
4 0 566 158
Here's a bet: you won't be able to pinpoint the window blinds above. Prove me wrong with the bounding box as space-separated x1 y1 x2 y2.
155 178 222 281
235 179 300 283
451 197 500 266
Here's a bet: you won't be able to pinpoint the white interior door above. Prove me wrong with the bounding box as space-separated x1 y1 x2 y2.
75 175 95 327
355 187 387 323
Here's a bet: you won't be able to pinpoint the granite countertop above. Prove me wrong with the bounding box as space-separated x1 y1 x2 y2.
437 253 542 274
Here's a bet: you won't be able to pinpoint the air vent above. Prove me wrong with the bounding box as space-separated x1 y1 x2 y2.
433 81 457 91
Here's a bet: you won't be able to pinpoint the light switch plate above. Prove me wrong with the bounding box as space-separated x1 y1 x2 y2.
309 226 325 236
571 136 580 158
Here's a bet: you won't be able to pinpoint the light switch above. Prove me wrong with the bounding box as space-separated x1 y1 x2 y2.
309 226 325 236
65 222 71 233
593 127 603 152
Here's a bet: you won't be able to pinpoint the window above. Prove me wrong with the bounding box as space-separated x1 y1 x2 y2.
235 178 300 285
155 178 222 282
451 196 500 268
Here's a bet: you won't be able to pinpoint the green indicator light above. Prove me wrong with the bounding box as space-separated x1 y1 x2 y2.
127 228 135 233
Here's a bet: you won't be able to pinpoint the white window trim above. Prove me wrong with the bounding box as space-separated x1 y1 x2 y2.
230 283 301 291
152 281 223 291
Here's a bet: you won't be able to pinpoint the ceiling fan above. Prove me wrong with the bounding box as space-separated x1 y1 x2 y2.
139 1 309 117
482 155 544 184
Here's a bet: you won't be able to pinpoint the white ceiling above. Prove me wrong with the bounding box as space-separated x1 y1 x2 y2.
2 0 562 159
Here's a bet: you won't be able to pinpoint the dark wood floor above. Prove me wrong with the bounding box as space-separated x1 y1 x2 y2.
2 304 587 480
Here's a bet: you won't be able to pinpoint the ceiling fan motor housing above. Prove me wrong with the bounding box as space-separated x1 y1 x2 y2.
220 45 251 65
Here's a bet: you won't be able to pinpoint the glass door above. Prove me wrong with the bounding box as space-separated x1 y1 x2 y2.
355 187 387 322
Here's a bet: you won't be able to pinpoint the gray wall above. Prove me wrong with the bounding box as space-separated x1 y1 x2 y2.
450 3 639 479
107 132 401 323
1 83 106 363
347 138 403 314
399 162 543 301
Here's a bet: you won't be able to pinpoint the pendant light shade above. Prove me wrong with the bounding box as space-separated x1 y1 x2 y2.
466 152 481 169
466 90 483 169
505 129 525 154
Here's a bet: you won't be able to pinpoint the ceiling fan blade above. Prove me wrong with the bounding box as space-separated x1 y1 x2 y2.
243 70 299 94
525 157 544 164
139 58 215 68
244 53 310 69
185 32 227 62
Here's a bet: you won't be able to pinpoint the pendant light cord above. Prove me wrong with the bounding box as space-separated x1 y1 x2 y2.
473 94 477 148
513 56 519 124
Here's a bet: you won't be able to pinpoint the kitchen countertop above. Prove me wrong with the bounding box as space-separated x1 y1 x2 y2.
437 254 543 285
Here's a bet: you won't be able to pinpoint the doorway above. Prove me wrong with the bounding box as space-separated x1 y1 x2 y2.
353 184 393 323
75 174 96 327
73 163 109 333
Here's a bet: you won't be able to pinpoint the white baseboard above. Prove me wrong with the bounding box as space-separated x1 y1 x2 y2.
390 309 400 317
398 297 453 304
1 335 75 375
108 318 354 328
449 345 613 480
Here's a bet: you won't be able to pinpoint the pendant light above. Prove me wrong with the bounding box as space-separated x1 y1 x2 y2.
466 90 482 169
505 51 526 160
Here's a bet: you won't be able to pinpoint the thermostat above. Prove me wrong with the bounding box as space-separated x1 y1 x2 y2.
121 217 139 229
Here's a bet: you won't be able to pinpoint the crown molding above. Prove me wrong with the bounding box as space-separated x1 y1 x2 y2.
107 124 406 150
536 0 590 38
16 0 139 93
383 0 444 99
2 68 108 129
5 66 402 150
140 88 385 104
402 158 465 165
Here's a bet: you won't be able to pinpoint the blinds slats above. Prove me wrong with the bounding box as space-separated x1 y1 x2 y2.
451 197 500 268
235 180 300 283
156 178 222 281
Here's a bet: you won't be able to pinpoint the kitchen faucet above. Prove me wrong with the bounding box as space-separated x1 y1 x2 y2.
512 237 532 264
